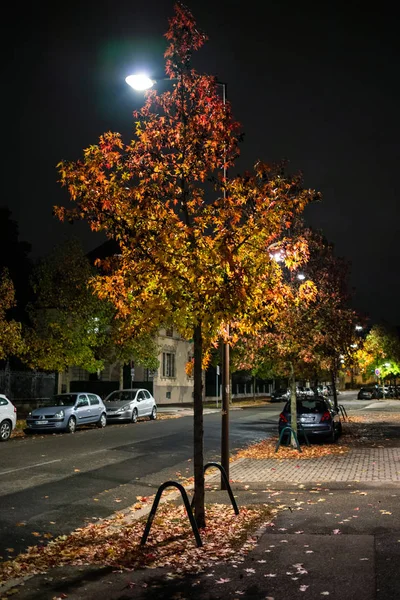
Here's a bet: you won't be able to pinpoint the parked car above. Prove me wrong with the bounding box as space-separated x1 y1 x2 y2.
357 386 387 400
357 386 374 400
0 394 17 442
270 388 289 402
326 385 340 396
279 396 342 442
387 385 400 398
104 388 157 422
317 385 329 396
26 393 107 433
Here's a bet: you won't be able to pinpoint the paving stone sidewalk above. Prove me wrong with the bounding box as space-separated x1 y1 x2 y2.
209 448 400 484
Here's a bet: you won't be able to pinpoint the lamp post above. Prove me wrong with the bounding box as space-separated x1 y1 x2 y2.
126 72 231 488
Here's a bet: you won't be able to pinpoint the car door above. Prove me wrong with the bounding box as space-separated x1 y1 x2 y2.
74 395 90 424
136 390 147 417
140 390 152 416
88 394 102 423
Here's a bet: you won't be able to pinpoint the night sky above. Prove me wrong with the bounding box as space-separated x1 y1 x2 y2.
7 0 400 325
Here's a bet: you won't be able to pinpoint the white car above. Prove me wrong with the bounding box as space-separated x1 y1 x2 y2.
104 388 157 423
0 394 17 442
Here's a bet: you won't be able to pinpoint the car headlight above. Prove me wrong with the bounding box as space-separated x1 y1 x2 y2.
28 412 32 417
118 404 130 412
54 410 65 419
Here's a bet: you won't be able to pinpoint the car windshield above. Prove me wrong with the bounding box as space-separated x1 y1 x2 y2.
52 394 78 407
106 390 138 402
287 399 327 413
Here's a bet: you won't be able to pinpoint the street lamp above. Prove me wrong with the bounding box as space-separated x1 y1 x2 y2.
126 71 230 488
125 74 155 91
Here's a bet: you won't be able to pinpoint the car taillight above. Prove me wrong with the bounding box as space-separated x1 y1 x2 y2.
279 413 288 423
321 411 331 422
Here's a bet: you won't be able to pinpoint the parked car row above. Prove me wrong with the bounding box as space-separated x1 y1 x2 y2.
357 385 400 399
271 385 339 402
0 389 158 441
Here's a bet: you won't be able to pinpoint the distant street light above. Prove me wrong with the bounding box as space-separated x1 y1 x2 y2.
297 273 306 280
355 325 363 331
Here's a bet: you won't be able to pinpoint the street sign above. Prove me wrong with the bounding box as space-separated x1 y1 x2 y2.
375 368 380 376
216 365 220 375
131 368 135 378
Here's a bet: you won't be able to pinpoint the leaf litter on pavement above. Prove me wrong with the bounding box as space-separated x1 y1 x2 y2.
0 503 275 585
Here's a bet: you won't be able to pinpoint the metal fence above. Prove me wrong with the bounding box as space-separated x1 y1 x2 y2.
0 368 55 401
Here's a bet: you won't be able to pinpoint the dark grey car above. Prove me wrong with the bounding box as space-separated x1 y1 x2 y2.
270 388 289 402
279 396 342 442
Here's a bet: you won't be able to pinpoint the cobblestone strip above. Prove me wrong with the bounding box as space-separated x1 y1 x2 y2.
223 448 400 483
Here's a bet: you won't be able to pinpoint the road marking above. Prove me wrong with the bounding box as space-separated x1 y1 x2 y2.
0 459 62 476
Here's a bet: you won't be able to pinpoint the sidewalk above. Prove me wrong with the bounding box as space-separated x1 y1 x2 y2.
2 431 400 598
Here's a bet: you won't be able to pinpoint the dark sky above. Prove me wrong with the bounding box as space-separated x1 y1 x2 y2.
6 0 400 325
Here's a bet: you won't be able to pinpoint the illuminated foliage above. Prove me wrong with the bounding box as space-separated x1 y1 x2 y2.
55 3 317 526
234 228 360 427
0 269 23 360
356 324 400 380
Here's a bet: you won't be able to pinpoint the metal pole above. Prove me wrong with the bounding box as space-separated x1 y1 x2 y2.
221 324 230 489
216 365 219 408
218 81 230 490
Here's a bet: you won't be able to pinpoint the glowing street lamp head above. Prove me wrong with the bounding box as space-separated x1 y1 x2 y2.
355 325 363 331
125 74 154 91
297 273 306 281
271 251 284 263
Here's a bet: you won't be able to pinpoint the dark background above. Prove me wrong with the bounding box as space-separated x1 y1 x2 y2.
5 0 400 324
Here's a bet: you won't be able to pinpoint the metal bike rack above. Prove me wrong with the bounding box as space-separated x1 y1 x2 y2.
338 404 348 421
275 425 310 452
191 462 239 515
140 480 202 548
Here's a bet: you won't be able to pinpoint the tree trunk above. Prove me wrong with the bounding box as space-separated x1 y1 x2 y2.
56 371 61 394
289 361 297 447
119 364 124 390
193 323 205 528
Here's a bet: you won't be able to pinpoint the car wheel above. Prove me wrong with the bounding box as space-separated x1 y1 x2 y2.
0 420 12 442
337 421 343 436
131 408 138 423
150 406 157 420
97 413 107 428
66 416 76 434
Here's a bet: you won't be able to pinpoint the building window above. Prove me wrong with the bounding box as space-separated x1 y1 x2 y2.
165 327 173 337
144 368 156 381
162 352 176 378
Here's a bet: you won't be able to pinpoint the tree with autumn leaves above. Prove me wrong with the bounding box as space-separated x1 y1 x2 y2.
0 269 23 360
23 239 160 387
233 227 360 443
55 3 318 527
355 324 400 388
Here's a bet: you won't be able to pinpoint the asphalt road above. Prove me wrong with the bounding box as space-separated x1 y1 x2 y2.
0 391 395 562
0 402 283 560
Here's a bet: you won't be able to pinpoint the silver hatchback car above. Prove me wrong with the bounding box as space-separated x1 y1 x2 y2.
104 388 157 423
26 393 107 434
